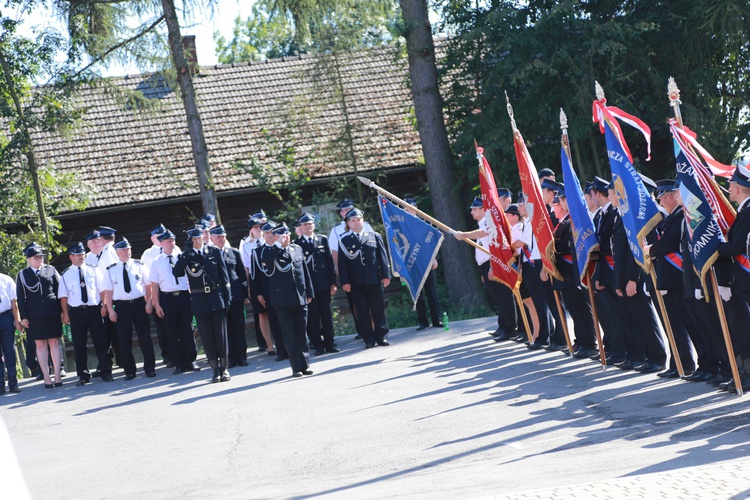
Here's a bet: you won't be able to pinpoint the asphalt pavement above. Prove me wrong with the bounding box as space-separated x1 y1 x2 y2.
2 317 750 499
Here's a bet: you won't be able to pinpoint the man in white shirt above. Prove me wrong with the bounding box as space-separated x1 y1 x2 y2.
58 242 113 385
102 238 156 380
140 223 175 368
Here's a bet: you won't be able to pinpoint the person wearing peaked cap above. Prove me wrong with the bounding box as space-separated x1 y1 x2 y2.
589 176 629 365
149 229 199 375
259 223 315 377
98 226 116 237
0 269 23 394
249 220 286 360
338 209 392 348
583 181 597 214
101 235 156 381
403 194 418 206
209 224 249 370
538 168 555 180
639 173 658 193
16 243 63 390
403 200 444 331
454 197 518 340
141 224 180 369
643 179 698 379
295 211 340 354
547 194 598 358
201 213 217 224
329 203 374 340
173 223 232 383
58 241 114 386
497 188 512 209
239 210 272 353
712 161 750 392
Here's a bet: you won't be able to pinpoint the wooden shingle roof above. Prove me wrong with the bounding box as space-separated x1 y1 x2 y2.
31 45 421 210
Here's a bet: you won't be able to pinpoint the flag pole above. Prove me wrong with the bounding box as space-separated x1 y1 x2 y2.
560 109 603 366
668 78 742 395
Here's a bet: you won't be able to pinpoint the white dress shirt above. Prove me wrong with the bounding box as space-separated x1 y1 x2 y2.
101 259 149 300
58 264 103 307
149 250 189 292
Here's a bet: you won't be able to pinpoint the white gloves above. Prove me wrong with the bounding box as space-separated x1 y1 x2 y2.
695 289 703 300
718 286 732 302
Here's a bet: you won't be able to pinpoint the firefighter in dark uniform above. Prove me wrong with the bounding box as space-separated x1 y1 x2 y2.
338 208 392 348
209 225 249 368
173 226 232 383
294 212 340 355
645 179 698 379
251 220 287 361
609 183 666 373
545 186 598 359
259 223 315 377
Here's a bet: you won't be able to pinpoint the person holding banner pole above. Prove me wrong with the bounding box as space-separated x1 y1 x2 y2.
645 180 697 379
454 197 518 341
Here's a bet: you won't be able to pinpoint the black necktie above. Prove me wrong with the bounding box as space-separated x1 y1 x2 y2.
168 255 179 285
79 267 88 304
123 263 131 293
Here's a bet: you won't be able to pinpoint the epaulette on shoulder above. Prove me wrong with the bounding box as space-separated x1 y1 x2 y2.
106 263 117 270
133 259 143 264
61 265 72 275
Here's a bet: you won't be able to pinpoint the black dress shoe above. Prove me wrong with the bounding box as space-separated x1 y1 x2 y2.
354 334 363 340
101 375 114 382
258 346 268 353
9 385 21 393
511 333 526 342
145 371 156 378
489 328 503 337
53 382 63 387
719 378 733 391
364 343 376 349
91 370 101 379
377 339 390 346
493 332 514 342
544 343 567 352
173 367 185 375
707 374 731 386
227 361 238 369
657 368 679 379
607 356 626 365
638 363 665 374
124 373 137 381
326 347 341 353
314 348 325 356
727 373 750 393
0 386 4 395
682 370 705 382
237 360 249 367
631 362 649 371
292 372 303 378
76 379 88 386
190 362 202 371
416 323 429 331
165 361 175 369
574 348 599 359
302 370 314 375
526 342 545 351
433 322 444 328
267 350 276 356
615 360 637 370
36 373 44 381
275 355 287 361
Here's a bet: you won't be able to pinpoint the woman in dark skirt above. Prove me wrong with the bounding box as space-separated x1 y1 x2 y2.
16 243 64 388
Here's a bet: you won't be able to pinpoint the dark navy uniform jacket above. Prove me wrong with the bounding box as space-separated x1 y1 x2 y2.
249 244 275 303
337 231 391 288
552 215 580 291
649 205 685 290
16 265 62 320
612 212 644 292
221 247 248 303
173 245 230 314
294 234 337 293
593 204 617 286
718 198 750 292
259 244 314 307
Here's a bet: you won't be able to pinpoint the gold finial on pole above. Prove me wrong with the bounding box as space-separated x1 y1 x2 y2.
595 81 605 101
505 91 517 130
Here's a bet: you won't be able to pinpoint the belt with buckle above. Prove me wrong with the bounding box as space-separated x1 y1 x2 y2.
190 286 217 294
114 297 145 304
161 290 188 296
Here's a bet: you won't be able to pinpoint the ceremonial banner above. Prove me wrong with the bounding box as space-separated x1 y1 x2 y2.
378 195 444 307
670 122 726 292
476 145 522 291
592 97 663 269
671 123 735 234
512 128 561 279
560 143 600 282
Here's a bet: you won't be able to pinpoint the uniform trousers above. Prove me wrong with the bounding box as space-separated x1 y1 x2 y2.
522 260 552 344
350 284 388 345
661 290 697 372
69 305 111 380
620 292 665 364
268 306 286 356
535 261 566 346
594 287 626 358
720 282 750 359
560 286 596 350
274 304 310 373
416 270 441 327
687 295 724 374
160 291 196 370
195 309 228 361
0 312 18 386
226 301 248 364
307 292 336 350
113 298 155 376
479 262 517 332
152 313 170 364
